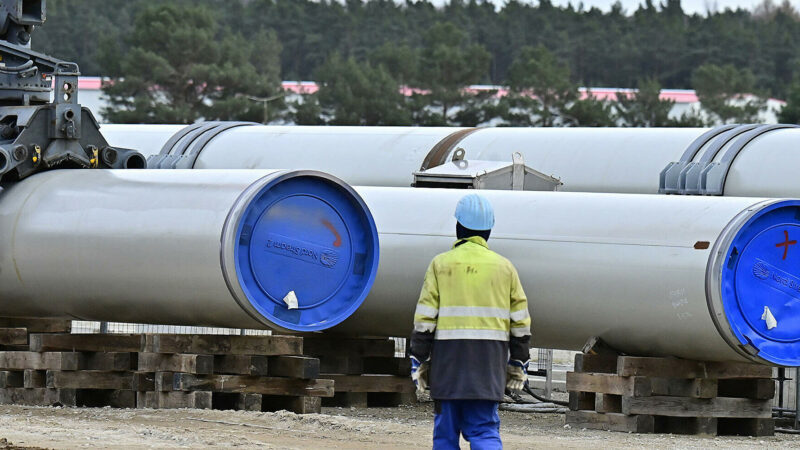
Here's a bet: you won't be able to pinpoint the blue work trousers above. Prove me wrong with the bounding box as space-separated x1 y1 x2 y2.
433 400 502 450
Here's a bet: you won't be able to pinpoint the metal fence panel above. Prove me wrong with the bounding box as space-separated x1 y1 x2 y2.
71 321 272 335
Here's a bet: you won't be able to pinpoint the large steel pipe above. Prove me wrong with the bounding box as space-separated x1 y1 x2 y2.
334 187 800 366
101 124 464 186
100 125 701 189
0 169 379 332
102 124 800 198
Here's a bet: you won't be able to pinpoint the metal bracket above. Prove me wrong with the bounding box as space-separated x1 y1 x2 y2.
659 124 798 195
420 128 479 171
659 124 737 194
679 124 758 194
146 122 209 169
148 121 256 169
51 63 81 140
700 124 800 195
511 152 524 191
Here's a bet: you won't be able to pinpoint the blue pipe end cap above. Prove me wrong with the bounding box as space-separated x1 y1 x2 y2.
233 172 379 332
721 200 800 366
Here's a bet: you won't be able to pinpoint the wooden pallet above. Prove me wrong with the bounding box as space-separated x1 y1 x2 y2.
0 330 333 414
302 337 416 407
566 353 775 436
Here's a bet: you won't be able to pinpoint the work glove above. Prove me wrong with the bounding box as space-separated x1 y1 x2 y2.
506 359 529 392
410 355 430 394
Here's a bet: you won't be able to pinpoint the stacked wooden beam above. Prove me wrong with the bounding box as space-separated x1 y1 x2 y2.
0 327 333 413
302 337 416 407
0 318 71 349
138 334 331 413
566 353 775 436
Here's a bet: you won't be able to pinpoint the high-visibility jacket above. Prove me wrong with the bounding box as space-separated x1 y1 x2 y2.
410 236 531 401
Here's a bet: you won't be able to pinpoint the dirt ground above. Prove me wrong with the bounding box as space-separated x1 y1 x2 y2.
0 403 798 449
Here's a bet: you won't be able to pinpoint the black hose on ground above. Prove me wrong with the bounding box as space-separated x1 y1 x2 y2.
523 384 569 407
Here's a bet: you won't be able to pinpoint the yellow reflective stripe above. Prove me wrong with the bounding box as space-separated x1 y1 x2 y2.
509 309 529 322
437 315 509 331
436 329 509 341
439 306 510 319
415 304 439 318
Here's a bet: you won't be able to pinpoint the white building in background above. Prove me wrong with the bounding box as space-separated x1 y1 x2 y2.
73 77 787 125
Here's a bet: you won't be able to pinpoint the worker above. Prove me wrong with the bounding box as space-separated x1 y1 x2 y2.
409 193 532 450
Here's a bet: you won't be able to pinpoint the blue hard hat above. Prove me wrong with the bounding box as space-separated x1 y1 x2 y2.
455 194 495 231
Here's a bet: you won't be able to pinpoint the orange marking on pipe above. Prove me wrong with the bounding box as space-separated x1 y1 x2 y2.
322 219 342 247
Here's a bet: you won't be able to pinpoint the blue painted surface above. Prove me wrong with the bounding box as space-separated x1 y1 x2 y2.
721 200 800 366
234 174 379 332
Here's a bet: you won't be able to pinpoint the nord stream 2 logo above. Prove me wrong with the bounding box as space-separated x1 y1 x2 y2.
265 233 339 269
753 258 800 296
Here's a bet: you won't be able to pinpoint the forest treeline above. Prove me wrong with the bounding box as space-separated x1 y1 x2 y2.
31 0 800 125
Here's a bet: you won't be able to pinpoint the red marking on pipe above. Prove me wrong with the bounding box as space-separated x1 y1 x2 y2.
776 230 797 260
322 219 342 247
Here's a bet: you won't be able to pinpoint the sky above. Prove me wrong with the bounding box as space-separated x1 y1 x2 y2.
427 0 785 15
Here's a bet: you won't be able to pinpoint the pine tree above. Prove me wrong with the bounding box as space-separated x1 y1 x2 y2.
615 78 675 127
503 45 577 126
32 0 800 126
692 64 767 124
565 92 616 127
314 53 411 126
101 4 283 124
778 81 800 123
415 22 491 125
